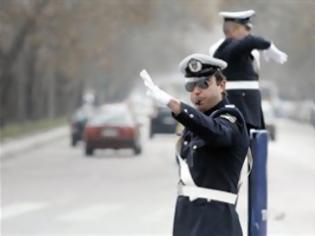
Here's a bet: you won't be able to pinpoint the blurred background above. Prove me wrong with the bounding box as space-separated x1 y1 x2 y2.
1 0 315 236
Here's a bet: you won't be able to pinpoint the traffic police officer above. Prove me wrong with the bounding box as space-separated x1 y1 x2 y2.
211 10 287 130
140 53 249 236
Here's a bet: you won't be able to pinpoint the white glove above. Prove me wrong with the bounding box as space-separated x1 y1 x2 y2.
140 69 174 106
263 43 288 64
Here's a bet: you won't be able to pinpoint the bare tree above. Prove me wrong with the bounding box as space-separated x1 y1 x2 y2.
0 0 221 127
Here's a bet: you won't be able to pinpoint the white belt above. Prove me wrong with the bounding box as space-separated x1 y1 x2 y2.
226 81 259 90
176 153 237 205
178 184 237 204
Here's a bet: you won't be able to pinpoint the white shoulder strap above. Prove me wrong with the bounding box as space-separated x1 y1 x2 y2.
235 147 253 206
238 147 253 190
175 137 196 186
251 49 261 73
176 152 196 186
209 38 225 56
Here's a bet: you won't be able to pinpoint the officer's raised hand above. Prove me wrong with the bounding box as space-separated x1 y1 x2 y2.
263 43 288 64
140 69 179 107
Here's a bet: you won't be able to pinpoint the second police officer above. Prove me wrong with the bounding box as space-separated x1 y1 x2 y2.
210 10 287 131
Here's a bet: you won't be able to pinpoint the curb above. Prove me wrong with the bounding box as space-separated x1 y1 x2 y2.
0 126 68 161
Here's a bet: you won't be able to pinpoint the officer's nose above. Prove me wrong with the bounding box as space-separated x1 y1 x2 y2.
192 85 202 95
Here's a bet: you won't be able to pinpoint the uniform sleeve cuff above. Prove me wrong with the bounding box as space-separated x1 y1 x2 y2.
171 102 192 122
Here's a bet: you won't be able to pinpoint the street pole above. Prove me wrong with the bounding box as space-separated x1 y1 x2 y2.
248 130 268 236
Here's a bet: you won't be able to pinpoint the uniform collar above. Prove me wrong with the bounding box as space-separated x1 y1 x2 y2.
204 98 229 116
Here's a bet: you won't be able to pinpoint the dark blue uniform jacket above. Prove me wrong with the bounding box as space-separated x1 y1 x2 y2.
214 35 271 128
172 98 249 236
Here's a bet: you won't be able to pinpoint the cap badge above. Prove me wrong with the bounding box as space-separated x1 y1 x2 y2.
188 59 202 72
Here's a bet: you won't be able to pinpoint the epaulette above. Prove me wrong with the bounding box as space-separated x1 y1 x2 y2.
210 104 246 127
220 113 237 123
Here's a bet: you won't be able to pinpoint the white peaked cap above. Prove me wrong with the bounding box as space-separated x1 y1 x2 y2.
219 10 255 19
179 53 227 75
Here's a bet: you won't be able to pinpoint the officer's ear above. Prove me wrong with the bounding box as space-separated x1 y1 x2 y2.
214 71 226 94
219 79 226 93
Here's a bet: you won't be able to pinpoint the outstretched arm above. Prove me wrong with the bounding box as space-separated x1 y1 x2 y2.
229 35 271 57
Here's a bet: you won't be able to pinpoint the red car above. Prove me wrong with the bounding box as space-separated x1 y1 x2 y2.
83 103 142 156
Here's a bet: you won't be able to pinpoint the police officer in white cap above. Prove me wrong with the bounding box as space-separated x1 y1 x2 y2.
140 53 249 236
210 10 287 131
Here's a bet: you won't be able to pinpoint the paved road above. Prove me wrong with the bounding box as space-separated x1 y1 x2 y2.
1 118 315 236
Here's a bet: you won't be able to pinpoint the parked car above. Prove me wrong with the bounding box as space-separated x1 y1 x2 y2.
83 103 142 156
262 100 276 141
149 105 177 138
70 105 95 146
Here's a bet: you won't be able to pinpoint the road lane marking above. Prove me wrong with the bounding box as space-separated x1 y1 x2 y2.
1 202 48 220
57 204 124 222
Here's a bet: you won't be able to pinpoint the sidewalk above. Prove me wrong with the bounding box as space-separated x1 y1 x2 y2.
0 126 68 160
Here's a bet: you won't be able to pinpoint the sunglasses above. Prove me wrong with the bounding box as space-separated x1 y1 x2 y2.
184 77 211 92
